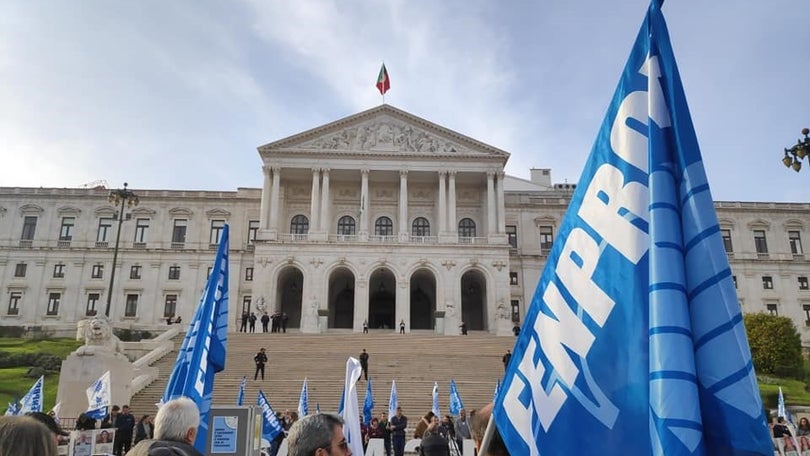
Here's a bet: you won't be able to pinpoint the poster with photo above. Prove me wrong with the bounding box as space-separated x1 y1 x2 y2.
94 428 115 455
70 430 95 456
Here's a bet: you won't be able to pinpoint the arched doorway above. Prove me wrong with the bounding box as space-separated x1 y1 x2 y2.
410 269 436 329
368 268 396 329
461 270 487 330
328 268 355 329
277 267 303 328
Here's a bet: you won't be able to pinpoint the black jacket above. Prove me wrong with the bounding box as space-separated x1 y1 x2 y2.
127 439 204 456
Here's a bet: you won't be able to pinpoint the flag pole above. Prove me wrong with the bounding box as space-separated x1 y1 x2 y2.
382 60 385 104
477 414 496 455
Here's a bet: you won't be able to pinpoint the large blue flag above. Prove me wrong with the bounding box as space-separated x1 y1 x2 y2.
19 375 43 414
449 379 464 416
257 390 284 442
363 378 374 426
493 2 771 455
162 224 229 453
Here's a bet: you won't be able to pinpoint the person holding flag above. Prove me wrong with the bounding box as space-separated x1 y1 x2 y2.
257 390 284 456
491 1 773 455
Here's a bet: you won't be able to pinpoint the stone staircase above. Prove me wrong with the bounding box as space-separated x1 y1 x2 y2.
130 331 515 419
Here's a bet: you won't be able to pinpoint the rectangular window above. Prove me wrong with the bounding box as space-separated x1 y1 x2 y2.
511 299 520 322
47 293 60 315
164 294 178 318
125 294 138 317
21 216 37 240
506 225 517 248
8 292 21 315
539 226 554 251
242 296 252 314
762 276 773 290
789 231 803 255
168 266 181 280
210 220 225 245
130 265 142 280
766 303 778 316
86 293 100 316
754 230 768 254
172 219 187 244
59 217 75 240
91 265 104 279
248 220 260 244
509 272 518 286
53 264 65 278
800 276 809 291
245 267 254 282
804 304 810 324
97 218 113 243
721 229 733 253
134 218 149 243
14 263 26 278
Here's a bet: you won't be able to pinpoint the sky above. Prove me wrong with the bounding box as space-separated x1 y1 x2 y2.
1 1 808 202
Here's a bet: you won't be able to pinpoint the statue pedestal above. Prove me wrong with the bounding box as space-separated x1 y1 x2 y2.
57 351 134 420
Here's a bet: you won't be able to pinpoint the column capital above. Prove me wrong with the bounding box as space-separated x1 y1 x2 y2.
272 165 282 173
496 170 505 179
486 170 496 178
448 170 457 178
312 167 321 174
438 170 448 177
400 169 408 177
361 169 370 175
322 168 331 175
262 165 271 176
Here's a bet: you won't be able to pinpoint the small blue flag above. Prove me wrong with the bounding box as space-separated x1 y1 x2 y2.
162 224 229 453
492 2 772 455
363 378 374 426
338 385 345 415
257 390 284 442
388 380 398 418
493 379 500 404
298 378 309 417
316 402 321 414
237 376 246 406
449 379 464 416
19 376 43 414
431 382 440 417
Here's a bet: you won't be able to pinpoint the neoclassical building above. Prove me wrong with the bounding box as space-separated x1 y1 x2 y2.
1 105 810 341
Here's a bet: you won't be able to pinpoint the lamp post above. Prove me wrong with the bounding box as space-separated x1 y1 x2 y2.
782 128 810 172
104 183 139 319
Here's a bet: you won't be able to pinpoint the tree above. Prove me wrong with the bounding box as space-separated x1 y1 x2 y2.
744 313 803 378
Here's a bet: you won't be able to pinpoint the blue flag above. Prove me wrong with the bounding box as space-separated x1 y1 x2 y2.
162 224 229 453
237 376 246 406
257 390 284 442
4 399 18 416
338 385 345 415
19 376 43 414
316 402 321 414
449 379 464 416
492 2 772 455
388 380 398 418
298 378 309 417
363 378 374 426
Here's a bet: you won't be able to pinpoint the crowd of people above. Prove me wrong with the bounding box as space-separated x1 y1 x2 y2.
240 310 290 333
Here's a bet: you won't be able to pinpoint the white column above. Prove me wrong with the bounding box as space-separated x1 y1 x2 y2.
398 170 408 240
320 168 331 232
448 171 457 235
486 171 496 236
310 168 321 231
269 166 281 232
360 169 369 236
438 171 447 234
496 171 506 234
260 166 271 229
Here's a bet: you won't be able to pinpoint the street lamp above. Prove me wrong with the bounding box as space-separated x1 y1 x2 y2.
104 183 139 318
782 128 810 172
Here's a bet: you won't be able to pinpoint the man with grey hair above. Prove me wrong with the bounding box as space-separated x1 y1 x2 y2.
288 413 352 456
127 397 203 456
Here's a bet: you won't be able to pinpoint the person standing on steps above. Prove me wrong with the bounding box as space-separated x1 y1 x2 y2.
502 350 511 372
254 348 268 380
281 312 289 333
240 310 249 332
399 319 405 334
363 319 369 334
261 312 270 333
249 312 257 333
359 349 369 381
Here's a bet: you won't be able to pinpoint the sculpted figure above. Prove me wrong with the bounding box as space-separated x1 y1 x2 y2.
75 317 127 359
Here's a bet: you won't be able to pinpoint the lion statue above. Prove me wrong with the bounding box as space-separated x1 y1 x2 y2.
75 317 126 359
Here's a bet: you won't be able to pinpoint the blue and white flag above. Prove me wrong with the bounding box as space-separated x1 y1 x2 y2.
85 371 111 420
4 401 18 416
237 376 247 406
493 379 500 404
363 378 374 426
449 379 464 416
388 380 398 418
493 2 772 455
257 390 284 442
162 224 229 453
19 375 43 415
341 357 364 456
431 382 440 417
298 378 309 417
778 386 795 426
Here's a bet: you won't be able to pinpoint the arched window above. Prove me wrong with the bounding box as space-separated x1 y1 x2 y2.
412 217 430 237
290 215 309 234
337 216 356 235
458 218 476 238
375 216 393 236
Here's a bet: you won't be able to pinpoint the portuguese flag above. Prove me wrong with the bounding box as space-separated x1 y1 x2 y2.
376 63 390 95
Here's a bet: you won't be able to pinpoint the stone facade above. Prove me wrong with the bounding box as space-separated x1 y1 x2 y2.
1 105 809 341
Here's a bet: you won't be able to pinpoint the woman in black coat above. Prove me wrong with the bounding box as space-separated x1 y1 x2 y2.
134 414 153 444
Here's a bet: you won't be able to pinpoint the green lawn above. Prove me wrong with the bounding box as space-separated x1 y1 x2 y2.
0 338 81 412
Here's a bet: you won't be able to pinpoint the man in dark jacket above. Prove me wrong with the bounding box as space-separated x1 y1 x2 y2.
240 311 249 332
261 312 270 333
254 348 268 380
127 397 203 456
388 407 408 456
114 405 136 456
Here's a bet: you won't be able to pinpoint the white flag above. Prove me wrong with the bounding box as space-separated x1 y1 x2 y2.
388 380 398 419
431 382 440 417
19 376 44 414
86 371 111 419
341 357 364 456
51 402 62 424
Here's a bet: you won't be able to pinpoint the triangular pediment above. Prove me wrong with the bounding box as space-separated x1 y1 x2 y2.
258 104 509 162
